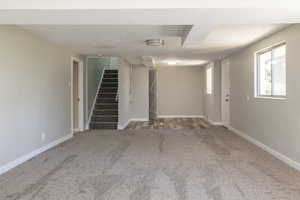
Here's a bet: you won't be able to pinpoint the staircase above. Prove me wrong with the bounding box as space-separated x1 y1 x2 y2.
90 69 118 129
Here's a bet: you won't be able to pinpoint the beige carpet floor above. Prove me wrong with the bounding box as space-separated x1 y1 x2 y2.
1 127 300 200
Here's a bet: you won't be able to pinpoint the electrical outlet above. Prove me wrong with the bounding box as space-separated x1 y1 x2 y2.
41 132 46 142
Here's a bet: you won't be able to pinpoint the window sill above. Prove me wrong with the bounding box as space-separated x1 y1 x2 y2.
254 96 287 100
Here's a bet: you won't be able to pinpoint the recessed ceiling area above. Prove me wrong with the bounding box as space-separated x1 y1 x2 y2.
1 0 298 9
20 25 186 51
197 24 289 50
20 24 289 66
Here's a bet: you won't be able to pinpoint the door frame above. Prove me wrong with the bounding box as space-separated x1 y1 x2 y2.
71 56 84 133
221 58 230 127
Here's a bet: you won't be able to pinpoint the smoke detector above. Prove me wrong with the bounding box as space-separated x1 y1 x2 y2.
144 39 165 47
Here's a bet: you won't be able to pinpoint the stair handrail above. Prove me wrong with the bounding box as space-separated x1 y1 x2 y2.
115 87 119 102
111 57 119 102
86 67 106 129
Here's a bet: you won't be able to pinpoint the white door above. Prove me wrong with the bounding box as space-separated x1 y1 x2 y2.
71 57 84 133
221 59 230 127
73 61 79 130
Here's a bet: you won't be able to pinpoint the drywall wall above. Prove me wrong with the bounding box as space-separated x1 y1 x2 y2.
157 66 204 116
228 24 300 164
118 59 131 127
118 62 149 127
0 25 78 169
130 65 149 120
203 61 222 123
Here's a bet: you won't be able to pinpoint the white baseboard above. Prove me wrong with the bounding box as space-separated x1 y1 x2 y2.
0 133 73 175
206 119 223 126
157 115 204 119
228 126 300 172
130 118 149 121
212 122 224 126
118 119 131 130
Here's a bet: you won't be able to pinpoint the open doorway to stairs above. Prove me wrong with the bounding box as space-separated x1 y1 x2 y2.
149 69 158 121
71 57 84 133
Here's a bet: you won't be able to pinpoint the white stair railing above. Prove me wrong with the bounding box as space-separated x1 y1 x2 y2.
86 68 106 129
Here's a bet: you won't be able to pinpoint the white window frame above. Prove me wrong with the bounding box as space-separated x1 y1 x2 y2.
254 41 287 100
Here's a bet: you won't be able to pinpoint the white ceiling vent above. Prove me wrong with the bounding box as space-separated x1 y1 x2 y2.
144 39 165 47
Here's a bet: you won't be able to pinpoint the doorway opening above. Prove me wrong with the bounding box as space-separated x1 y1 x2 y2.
71 57 84 133
149 69 158 122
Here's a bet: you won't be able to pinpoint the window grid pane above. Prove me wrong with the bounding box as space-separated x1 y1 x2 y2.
256 43 286 98
271 45 286 96
206 67 212 94
258 51 272 96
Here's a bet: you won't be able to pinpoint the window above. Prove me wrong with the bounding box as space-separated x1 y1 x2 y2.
206 67 212 94
255 42 286 98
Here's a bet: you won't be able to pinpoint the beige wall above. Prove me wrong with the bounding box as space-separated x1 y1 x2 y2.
228 24 300 164
118 59 131 127
130 66 149 120
0 26 78 169
118 63 149 127
157 66 204 116
120 64 203 123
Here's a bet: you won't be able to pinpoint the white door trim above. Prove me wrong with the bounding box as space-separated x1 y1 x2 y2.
71 56 84 133
85 56 89 130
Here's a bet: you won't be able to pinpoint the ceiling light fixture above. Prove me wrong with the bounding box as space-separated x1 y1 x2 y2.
144 39 165 47
167 61 177 65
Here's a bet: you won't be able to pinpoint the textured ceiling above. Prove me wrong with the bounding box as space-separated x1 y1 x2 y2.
20 24 288 66
0 0 299 9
